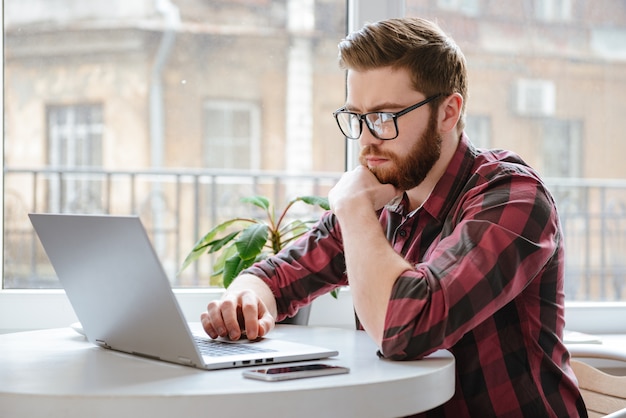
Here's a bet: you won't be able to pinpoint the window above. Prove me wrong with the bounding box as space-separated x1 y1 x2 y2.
46 104 104 213
3 0 347 290
203 100 260 170
513 79 556 118
436 0 480 16
404 0 626 307
542 119 582 179
465 115 491 149
534 0 572 22
3 1 626 334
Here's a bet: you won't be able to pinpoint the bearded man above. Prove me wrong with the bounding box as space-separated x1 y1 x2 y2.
200 17 586 417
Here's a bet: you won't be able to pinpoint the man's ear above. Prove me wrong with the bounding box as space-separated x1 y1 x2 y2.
438 93 463 134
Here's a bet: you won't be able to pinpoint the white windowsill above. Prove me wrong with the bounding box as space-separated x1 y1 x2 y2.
0 288 357 334
1 288 625 335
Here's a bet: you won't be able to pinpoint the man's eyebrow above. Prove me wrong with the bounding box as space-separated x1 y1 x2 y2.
343 102 405 113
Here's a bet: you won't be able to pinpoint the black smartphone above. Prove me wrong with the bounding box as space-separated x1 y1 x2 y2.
242 363 350 381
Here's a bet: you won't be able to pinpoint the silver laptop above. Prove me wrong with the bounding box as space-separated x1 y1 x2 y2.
29 213 338 370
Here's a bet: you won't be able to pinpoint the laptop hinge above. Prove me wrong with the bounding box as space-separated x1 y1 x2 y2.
132 351 161 361
95 339 111 349
177 356 196 366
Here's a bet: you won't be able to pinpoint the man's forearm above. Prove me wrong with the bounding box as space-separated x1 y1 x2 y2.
338 205 413 346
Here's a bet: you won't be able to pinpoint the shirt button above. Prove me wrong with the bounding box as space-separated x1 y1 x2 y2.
399 230 407 237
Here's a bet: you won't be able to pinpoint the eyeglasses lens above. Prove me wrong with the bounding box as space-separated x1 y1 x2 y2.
335 112 358 139
366 113 396 139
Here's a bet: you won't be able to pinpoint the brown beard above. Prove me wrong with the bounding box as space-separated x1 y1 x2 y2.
359 109 441 190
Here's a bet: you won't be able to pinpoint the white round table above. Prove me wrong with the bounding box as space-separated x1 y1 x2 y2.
0 324 455 418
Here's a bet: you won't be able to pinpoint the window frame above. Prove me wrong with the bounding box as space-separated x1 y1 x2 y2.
203 99 261 170
533 0 573 22
2 0 625 335
46 103 105 213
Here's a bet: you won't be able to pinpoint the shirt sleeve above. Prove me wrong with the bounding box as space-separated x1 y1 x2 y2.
380 167 562 360
242 211 348 321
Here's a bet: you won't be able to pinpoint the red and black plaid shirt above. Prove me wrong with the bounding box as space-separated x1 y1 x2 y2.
246 134 587 417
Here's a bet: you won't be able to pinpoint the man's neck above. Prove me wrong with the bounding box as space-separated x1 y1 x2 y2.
405 132 461 211
405 183 435 212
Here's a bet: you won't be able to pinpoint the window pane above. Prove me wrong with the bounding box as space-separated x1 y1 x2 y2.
204 101 256 170
3 0 346 288
406 0 626 301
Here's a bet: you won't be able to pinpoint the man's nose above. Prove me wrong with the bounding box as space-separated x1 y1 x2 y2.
359 125 384 147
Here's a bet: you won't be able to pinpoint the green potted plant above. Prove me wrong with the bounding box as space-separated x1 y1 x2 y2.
179 195 332 324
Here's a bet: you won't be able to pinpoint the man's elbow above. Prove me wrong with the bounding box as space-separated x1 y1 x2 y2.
379 333 439 361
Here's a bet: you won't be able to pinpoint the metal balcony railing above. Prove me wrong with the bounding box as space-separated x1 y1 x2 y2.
3 167 626 302
3 167 341 289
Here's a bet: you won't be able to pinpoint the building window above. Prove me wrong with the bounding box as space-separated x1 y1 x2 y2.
534 0 572 22
542 119 582 179
203 101 260 170
465 115 491 149
436 0 480 16
3 0 347 290
46 104 104 213
513 79 556 118
1 0 625 334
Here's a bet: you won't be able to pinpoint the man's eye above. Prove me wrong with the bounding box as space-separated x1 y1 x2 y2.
379 113 394 123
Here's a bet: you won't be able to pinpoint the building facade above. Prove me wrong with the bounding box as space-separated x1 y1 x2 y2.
4 0 626 299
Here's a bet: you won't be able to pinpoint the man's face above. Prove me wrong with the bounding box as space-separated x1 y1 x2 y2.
359 110 441 190
346 67 441 191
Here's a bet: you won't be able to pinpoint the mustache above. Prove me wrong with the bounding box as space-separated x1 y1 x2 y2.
360 145 394 159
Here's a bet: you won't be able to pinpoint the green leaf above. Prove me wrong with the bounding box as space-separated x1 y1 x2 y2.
179 246 207 274
178 219 249 274
206 231 240 254
280 219 310 236
241 195 270 211
179 194 330 286
222 254 244 288
211 243 239 277
298 195 330 210
236 223 269 260
222 254 256 288
197 219 248 248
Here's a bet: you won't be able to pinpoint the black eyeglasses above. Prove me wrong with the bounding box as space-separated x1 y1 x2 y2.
332 94 442 140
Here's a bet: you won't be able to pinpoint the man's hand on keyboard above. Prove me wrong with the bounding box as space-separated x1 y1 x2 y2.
201 277 277 341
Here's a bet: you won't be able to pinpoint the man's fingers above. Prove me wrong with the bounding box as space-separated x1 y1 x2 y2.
200 311 219 339
201 290 275 341
219 296 245 340
203 298 237 339
257 311 275 338
240 290 264 340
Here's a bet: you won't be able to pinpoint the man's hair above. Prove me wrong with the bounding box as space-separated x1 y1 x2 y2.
338 17 467 131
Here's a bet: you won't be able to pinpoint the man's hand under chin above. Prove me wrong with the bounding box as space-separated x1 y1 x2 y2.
328 165 400 215
327 165 409 346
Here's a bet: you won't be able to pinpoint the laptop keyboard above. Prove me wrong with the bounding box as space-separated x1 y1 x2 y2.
193 336 276 357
